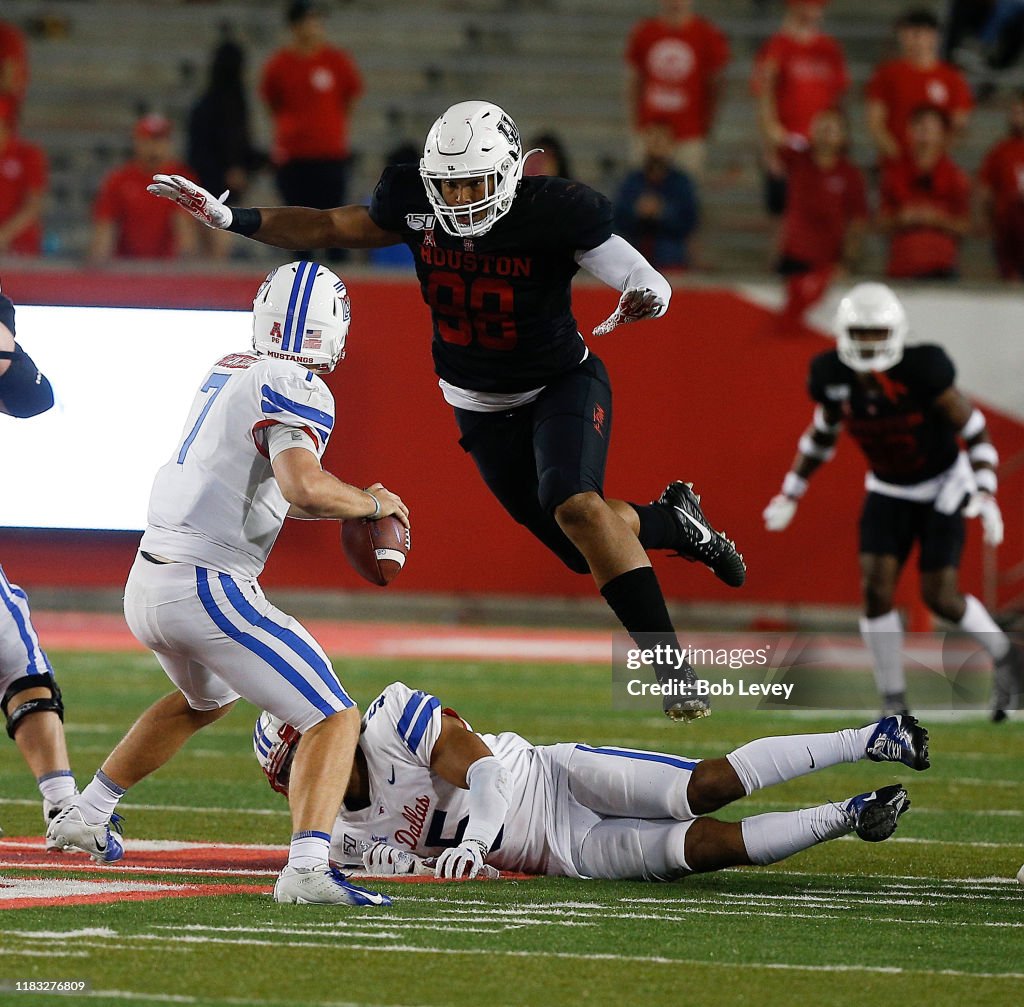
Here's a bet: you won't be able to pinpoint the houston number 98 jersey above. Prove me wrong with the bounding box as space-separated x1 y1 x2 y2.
368 165 614 394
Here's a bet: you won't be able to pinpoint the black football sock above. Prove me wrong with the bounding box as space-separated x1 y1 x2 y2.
630 502 680 551
600 566 679 651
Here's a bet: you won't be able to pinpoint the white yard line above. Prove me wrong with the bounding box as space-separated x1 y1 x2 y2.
37 936 1024 981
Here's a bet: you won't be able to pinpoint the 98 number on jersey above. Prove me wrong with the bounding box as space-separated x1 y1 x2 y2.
425 272 517 350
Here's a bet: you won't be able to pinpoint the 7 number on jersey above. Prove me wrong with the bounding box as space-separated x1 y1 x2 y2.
177 372 231 464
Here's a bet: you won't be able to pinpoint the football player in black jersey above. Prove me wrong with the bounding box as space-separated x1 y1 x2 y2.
150 99 747 722
763 283 1020 720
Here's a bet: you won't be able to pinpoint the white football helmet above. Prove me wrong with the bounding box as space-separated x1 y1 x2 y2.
253 711 300 796
834 282 908 372
252 261 351 373
419 100 534 237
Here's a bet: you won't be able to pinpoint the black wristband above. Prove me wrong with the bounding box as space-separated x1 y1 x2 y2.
226 207 263 236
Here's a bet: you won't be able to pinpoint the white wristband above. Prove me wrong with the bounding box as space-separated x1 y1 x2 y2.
798 433 836 462
974 468 998 494
782 472 809 499
961 408 986 440
968 443 999 467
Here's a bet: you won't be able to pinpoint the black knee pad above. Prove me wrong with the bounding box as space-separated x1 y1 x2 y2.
3 674 64 739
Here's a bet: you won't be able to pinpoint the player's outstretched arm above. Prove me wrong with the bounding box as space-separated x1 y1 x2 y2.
430 715 512 879
272 447 409 526
763 405 841 531
575 235 672 336
147 174 400 250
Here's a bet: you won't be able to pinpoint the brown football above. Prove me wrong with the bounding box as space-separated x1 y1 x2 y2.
341 515 410 586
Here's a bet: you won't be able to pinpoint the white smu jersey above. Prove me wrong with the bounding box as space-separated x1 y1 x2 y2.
329 682 554 874
141 352 334 579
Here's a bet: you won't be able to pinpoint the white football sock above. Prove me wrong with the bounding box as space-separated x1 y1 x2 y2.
726 725 874 795
38 770 77 806
288 830 332 870
957 594 1011 661
78 770 125 825
860 610 905 703
740 803 852 866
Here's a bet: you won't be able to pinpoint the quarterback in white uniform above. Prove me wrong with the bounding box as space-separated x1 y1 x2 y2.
255 681 932 881
48 262 407 907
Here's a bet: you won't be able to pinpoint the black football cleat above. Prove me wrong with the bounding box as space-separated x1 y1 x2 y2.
865 714 930 771
845 784 910 842
661 659 711 723
991 645 1022 723
655 481 746 588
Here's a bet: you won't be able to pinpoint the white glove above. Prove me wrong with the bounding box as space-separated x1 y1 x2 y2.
361 841 430 876
763 494 798 532
434 839 488 880
592 287 667 336
147 174 232 229
963 491 1004 546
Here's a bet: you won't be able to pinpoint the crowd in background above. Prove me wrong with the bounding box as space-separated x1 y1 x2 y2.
1 0 1024 308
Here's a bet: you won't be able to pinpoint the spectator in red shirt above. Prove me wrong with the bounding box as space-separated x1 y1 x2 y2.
777 107 868 323
752 0 849 214
260 0 362 257
866 8 973 163
879 105 971 280
0 20 28 128
88 114 198 263
979 91 1024 280
625 0 730 179
0 116 46 255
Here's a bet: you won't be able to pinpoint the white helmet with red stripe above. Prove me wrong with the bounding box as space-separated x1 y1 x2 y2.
252 711 301 796
252 260 350 373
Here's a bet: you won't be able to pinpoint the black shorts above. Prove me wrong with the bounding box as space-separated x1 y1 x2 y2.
858 491 965 571
453 354 612 574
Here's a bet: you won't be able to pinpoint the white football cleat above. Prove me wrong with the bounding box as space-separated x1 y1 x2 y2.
273 864 392 906
45 804 124 863
43 793 79 827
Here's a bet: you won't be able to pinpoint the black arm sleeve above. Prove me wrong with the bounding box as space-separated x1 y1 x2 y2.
0 343 55 418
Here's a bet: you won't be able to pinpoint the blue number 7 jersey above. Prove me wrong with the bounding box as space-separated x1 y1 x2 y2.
141 351 336 579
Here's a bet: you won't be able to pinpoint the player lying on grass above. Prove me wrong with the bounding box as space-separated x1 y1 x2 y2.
254 681 930 881
47 263 406 907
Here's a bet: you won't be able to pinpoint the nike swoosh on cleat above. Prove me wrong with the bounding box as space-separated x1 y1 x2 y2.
673 507 712 544
806 746 815 769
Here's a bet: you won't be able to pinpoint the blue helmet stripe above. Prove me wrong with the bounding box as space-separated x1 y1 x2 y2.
281 261 311 352
292 263 319 354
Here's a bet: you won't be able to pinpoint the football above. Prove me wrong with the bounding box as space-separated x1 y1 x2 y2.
341 515 410 586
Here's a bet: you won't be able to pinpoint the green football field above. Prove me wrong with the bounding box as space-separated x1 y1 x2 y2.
1 651 1022 1007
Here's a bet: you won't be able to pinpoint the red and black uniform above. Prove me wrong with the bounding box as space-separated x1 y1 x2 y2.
369 165 616 571
808 345 964 569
